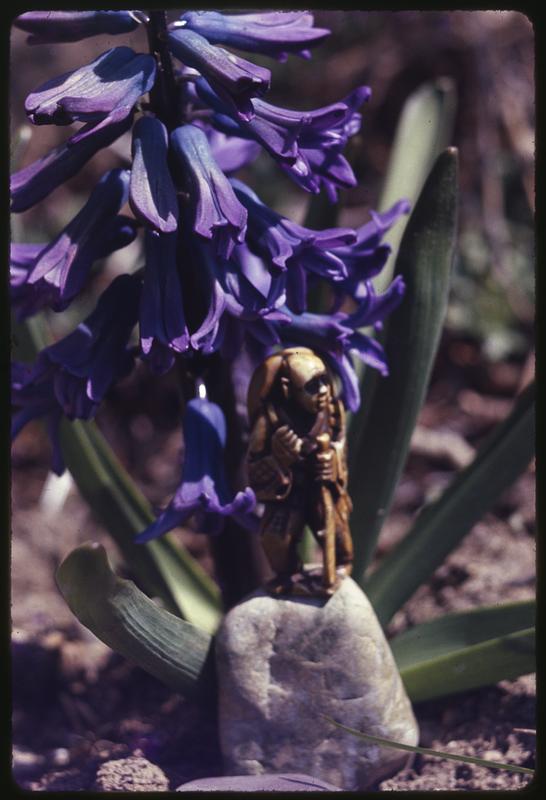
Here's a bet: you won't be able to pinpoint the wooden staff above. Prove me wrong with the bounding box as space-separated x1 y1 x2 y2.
316 432 336 591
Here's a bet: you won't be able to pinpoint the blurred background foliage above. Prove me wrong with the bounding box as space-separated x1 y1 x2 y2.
10 10 534 571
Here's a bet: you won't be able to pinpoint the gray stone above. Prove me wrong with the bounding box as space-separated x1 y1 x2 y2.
215 576 419 791
177 773 341 791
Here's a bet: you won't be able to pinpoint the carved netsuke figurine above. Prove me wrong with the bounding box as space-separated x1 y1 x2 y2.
246 347 354 596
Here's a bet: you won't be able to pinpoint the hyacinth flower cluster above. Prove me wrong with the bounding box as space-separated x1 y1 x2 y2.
11 10 409 542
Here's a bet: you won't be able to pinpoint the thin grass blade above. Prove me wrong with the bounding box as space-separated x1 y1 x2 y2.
366 381 535 626
322 717 534 776
56 542 216 699
349 148 458 582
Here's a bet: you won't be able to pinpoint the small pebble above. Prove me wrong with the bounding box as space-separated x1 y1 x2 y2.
52 748 70 767
94 756 169 792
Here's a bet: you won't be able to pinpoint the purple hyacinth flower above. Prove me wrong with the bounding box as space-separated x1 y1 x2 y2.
189 236 288 354
206 128 261 174
25 46 156 143
196 78 367 166
232 179 355 311
10 243 43 290
171 124 247 259
140 230 190 373
36 273 141 417
221 244 288 322
11 362 65 475
10 114 133 213
11 215 137 320
14 11 140 45
168 28 270 122
329 199 410 304
135 397 256 542
284 147 356 202
24 168 130 311
196 78 368 200
344 275 406 330
129 116 178 233
174 11 330 62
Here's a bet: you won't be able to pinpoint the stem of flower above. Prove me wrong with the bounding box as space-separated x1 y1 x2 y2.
144 11 268 609
146 10 181 131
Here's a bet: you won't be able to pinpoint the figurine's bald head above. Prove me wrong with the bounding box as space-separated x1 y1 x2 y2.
247 348 333 419
282 350 331 414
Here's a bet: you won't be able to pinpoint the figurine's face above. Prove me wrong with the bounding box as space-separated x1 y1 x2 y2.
286 354 332 414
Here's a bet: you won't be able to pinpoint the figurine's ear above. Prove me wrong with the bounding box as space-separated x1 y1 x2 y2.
280 375 291 400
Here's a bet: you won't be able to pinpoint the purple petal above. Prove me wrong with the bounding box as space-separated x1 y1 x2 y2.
207 128 261 174
171 124 247 258
11 217 137 321
130 116 178 233
135 397 256 541
25 47 156 126
43 273 140 410
326 351 362 412
190 279 227 354
345 275 406 329
168 28 270 121
26 168 131 309
140 230 190 373
176 11 330 61
14 11 140 45
10 114 133 213
348 331 389 376
232 179 352 283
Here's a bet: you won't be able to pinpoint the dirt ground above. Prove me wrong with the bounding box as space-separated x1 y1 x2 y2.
10 332 536 792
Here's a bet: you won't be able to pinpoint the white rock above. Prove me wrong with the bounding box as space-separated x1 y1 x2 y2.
216 576 419 790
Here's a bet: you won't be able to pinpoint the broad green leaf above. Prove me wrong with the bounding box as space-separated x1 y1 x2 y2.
322 716 534 775
398 627 535 704
349 148 458 582
375 78 457 294
56 543 216 699
366 381 535 626
14 314 222 633
390 600 535 670
390 601 535 701
60 418 222 634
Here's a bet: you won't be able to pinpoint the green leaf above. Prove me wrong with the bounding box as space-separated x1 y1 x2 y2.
60 418 222 634
366 381 535 626
349 148 458 582
391 599 535 670
322 716 534 776
399 627 535 704
56 543 216 700
390 601 535 702
15 314 222 633
375 78 457 294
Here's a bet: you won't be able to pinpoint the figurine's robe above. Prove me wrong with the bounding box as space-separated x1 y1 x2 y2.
247 398 353 578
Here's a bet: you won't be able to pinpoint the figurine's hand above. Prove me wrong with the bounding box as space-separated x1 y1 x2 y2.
272 425 303 465
315 448 335 482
